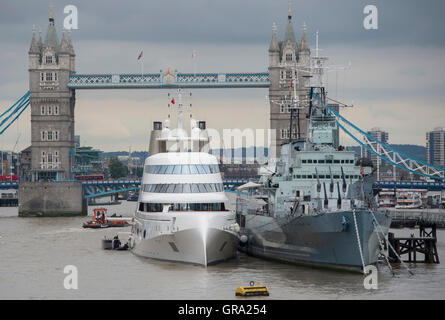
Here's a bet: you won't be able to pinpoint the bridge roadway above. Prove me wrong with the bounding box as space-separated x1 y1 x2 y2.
3 179 444 198
1 179 248 198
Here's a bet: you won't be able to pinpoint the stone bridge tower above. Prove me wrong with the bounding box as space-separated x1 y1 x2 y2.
268 5 311 157
28 9 76 181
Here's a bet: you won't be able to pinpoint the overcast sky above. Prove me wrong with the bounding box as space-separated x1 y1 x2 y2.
1 0 444 152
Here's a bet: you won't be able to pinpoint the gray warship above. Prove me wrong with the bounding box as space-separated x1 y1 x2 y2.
235 84 392 272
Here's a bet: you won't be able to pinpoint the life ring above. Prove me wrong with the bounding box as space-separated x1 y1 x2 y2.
249 281 255 287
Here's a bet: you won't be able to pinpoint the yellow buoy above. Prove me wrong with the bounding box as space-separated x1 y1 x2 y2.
235 281 270 297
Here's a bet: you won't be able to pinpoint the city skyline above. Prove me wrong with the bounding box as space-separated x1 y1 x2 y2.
1 0 445 152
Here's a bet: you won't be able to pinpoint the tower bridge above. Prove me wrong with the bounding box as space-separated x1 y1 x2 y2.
1 5 444 216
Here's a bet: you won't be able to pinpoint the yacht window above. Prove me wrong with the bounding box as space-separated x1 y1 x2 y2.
165 165 174 174
174 184 183 193
319 175 325 179
341 160 345 164
318 160 325 164
326 175 331 179
313 160 317 163
173 165 182 174
302 160 307 164
159 165 168 174
326 160 333 164
302 175 307 179
196 165 206 174
183 184 192 193
202 165 211 174
209 184 216 192
334 160 340 164
307 175 313 179
160 184 168 192
154 184 162 192
296 175 301 179
166 184 175 193
307 160 313 164
197 184 206 192
334 175 340 179
182 165 191 174
191 184 200 193
190 165 199 174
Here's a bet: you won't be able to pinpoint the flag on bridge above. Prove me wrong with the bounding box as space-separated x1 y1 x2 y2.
137 50 143 60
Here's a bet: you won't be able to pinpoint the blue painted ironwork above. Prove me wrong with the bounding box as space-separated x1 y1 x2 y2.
375 180 445 191
315 98 445 181
68 72 270 89
82 180 141 199
0 91 30 135
81 179 247 199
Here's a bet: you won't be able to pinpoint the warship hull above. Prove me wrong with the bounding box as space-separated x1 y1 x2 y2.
238 209 391 273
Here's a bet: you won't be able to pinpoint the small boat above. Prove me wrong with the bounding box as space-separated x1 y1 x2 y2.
83 220 110 228
235 282 270 297
83 208 131 228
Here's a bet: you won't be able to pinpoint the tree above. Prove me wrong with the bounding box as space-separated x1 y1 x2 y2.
109 158 128 179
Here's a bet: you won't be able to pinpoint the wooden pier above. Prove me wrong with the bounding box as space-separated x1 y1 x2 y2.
388 224 440 264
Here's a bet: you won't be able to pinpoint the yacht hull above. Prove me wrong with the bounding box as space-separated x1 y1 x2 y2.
132 227 237 265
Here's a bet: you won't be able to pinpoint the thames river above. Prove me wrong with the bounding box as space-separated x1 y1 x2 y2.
1 199 445 300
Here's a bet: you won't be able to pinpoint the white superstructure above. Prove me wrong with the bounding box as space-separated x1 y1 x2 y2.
131 90 238 265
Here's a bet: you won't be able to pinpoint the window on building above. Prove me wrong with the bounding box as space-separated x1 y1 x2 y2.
286 70 292 79
41 106 45 115
47 106 53 115
280 129 289 139
45 56 53 64
54 105 59 115
45 73 53 81
40 73 44 81
47 131 53 141
53 131 59 141
286 53 293 61
54 73 57 81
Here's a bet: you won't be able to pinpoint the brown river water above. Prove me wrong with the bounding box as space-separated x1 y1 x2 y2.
1 197 445 300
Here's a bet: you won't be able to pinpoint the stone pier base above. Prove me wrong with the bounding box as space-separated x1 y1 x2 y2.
18 181 87 217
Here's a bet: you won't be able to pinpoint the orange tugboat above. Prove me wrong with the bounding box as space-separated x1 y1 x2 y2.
83 208 131 228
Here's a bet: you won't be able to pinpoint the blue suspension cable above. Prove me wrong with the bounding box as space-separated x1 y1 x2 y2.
0 100 30 135
0 91 29 118
0 96 30 128
326 104 445 173
336 118 444 180
310 91 445 173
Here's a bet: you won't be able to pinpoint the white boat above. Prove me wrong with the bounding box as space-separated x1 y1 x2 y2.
395 190 423 209
130 90 238 265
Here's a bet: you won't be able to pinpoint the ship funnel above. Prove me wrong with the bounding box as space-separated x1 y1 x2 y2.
149 121 166 155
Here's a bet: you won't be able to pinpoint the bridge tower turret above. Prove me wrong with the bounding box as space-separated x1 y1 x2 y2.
268 3 311 157
28 7 76 181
